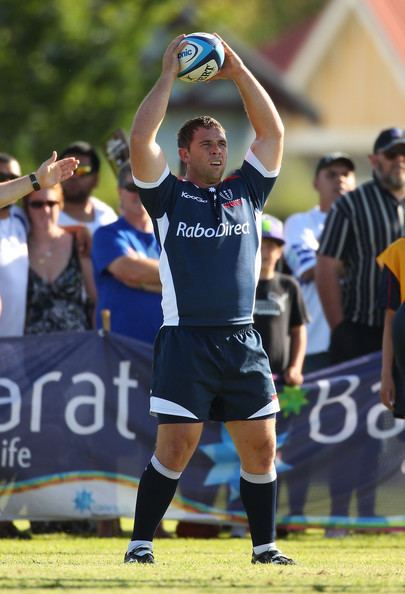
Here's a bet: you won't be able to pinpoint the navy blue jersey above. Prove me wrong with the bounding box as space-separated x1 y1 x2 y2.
135 150 278 326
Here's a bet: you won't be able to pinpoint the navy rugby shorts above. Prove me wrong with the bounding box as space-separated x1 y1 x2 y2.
150 324 280 422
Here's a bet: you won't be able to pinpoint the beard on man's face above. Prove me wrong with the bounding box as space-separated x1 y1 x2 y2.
62 185 91 204
375 164 405 192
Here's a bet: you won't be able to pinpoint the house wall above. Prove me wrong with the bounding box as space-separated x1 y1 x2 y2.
305 14 405 127
282 8 405 157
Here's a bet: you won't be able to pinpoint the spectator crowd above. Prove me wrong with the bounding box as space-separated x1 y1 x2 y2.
0 125 404 540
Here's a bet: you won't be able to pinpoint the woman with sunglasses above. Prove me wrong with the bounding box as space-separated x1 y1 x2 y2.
23 184 96 334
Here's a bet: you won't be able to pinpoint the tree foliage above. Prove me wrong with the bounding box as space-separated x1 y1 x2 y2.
0 0 325 167
0 0 185 162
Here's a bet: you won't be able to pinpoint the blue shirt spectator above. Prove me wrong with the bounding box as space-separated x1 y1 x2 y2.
92 163 162 344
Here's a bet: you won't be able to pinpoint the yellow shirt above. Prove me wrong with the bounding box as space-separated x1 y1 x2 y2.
377 238 405 304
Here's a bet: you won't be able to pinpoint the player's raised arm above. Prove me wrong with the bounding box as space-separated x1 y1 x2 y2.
130 35 186 183
213 35 284 172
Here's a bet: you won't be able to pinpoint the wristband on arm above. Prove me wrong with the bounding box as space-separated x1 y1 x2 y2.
29 173 41 191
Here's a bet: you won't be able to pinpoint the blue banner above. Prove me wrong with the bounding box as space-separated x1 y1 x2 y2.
0 331 404 529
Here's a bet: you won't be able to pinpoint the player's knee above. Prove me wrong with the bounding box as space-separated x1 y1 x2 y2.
155 436 196 471
250 438 276 473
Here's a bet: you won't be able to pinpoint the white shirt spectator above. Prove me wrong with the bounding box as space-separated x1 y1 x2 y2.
0 206 28 336
58 196 117 235
284 206 330 355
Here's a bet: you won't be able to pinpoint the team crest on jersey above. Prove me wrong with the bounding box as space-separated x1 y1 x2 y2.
219 189 233 202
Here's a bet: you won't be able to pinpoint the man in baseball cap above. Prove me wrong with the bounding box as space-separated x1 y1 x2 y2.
370 127 405 192
316 128 404 524
315 152 355 176
283 152 356 374
373 127 405 154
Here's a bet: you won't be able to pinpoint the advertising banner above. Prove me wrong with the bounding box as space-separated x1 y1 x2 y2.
0 331 404 529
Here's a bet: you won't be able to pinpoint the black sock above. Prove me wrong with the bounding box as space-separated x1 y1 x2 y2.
131 461 179 541
240 475 277 547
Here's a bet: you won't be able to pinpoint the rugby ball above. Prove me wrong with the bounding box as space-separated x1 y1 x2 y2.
178 33 225 83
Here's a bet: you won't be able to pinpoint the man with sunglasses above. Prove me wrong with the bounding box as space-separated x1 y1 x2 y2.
91 162 162 343
58 141 117 235
316 127 405 363
315 127 405 523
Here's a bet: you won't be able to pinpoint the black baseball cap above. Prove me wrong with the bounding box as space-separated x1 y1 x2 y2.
315 152 355 175
59 141 100 173
373 127 405 153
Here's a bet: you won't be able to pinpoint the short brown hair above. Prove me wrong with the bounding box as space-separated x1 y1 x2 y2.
177 116 226 149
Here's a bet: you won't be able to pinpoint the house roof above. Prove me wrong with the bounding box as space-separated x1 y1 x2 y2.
367 0 405 67
261 0 405 87
168 34 319 122
261 16 318 72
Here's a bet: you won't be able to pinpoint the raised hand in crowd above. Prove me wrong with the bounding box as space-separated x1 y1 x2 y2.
0 151 79 208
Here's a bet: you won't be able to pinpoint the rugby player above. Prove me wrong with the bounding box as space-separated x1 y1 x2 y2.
124 34 295 566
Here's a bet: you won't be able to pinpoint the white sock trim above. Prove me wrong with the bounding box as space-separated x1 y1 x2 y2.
127 540 153 554
151 454 182 480
240 465 277 484
253 542 277 555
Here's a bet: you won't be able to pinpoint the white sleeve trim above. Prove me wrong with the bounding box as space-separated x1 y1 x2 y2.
245 148 280 178
133 164 170 189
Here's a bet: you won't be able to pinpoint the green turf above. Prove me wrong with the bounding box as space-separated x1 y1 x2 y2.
1 529 405 593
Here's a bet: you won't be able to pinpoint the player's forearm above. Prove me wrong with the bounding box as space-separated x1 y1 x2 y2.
315 256 344 329
131 35 183 153
130 72 176 182
131 73 175 147
233 67 284 149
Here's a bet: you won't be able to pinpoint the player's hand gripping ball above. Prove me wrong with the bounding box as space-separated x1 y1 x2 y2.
178 33 225 83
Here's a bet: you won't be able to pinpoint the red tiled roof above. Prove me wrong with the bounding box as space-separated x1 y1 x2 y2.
261 0 405 72
260 16 318 72
366 0 405 66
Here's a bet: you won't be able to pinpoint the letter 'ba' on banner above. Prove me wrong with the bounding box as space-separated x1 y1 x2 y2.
0 331 405 530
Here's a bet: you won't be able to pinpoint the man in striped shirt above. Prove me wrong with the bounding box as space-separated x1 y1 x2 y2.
316 127 405 364
315 127 405 523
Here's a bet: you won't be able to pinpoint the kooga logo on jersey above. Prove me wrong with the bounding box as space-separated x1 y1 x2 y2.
176 221 250 238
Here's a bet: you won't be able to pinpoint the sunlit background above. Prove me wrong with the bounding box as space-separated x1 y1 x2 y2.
0 0 404 219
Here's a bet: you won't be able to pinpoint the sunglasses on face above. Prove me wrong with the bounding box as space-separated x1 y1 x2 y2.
28 200 59 209
0 172 19 182
73 165 93 177
383 148 405 160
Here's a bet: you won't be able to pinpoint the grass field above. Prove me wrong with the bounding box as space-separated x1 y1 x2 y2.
1 525 405 594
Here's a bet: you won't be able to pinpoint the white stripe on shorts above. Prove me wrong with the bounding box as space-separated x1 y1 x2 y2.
248 399 280 419
150 396 199 419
